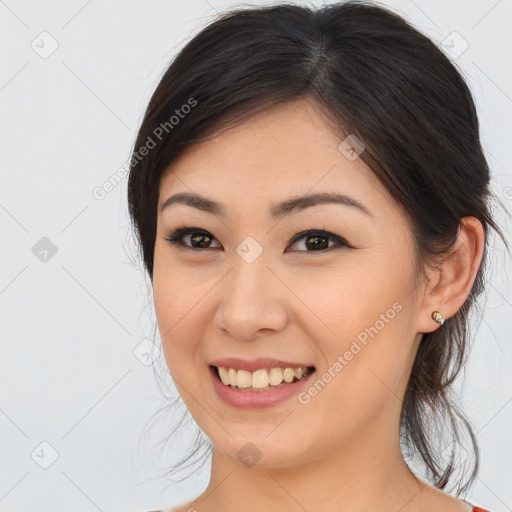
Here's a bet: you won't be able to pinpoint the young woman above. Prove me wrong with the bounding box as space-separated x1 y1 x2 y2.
127 2 507 511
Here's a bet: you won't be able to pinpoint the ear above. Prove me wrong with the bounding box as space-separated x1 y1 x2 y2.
416 216 485 334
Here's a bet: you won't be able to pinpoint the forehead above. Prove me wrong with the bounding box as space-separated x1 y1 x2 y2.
158 99 394 216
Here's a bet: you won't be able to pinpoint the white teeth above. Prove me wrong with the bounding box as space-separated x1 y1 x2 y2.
228 368 237 386
252 369 269 389
215 365 313 390
268 367 284 386
283 367 295 383
294 367 304 379
236 369 252 388
218 367 230 386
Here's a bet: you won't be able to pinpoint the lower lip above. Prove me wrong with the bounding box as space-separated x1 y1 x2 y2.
209 366 315 409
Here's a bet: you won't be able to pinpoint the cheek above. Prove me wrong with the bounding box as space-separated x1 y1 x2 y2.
152 259 207 375
296 307 414 454
303 260 407 340
153 240 210 327
152 268 221 437
306 262 416 403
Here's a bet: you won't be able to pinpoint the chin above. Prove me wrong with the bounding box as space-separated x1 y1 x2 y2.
210 426 316 469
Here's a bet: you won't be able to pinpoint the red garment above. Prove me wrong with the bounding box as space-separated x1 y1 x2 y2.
152 503 492 512
153 506 491 511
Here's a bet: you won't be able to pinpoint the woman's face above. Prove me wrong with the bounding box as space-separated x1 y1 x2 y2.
153 99 430 468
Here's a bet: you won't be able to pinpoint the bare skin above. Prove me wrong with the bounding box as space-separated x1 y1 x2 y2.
152 99 484 512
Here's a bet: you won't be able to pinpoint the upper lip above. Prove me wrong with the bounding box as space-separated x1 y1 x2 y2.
209 357 315 372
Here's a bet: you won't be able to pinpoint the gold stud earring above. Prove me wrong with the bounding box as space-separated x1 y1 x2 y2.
431 310 444 326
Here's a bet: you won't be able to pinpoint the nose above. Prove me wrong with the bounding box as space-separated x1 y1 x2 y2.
213 252 289 342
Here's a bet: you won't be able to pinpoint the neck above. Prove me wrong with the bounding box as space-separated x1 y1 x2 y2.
191 410 424 512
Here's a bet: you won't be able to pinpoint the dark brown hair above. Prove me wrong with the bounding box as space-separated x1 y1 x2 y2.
127 0 508 495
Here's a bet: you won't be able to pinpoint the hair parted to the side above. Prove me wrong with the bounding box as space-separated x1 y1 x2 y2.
127 0 509 495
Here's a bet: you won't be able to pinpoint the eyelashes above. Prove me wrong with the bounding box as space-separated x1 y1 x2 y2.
164 224 353 253
165 225 222 250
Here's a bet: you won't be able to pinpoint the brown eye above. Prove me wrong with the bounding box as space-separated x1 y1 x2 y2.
305 234 329 250
287 230 349 252
165 227 350 252
165 227 221 250
189 232 213 248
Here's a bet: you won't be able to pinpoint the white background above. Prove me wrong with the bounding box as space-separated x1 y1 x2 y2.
0 0 511 511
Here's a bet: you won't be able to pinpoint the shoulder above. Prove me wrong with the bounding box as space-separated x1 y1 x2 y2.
464 502 492 512
144 504 194 512
144 509 177 512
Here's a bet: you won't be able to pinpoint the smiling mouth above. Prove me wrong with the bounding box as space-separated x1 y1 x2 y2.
210 365 316 392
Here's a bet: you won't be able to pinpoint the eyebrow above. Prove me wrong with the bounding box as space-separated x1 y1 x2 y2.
160 191 373 218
